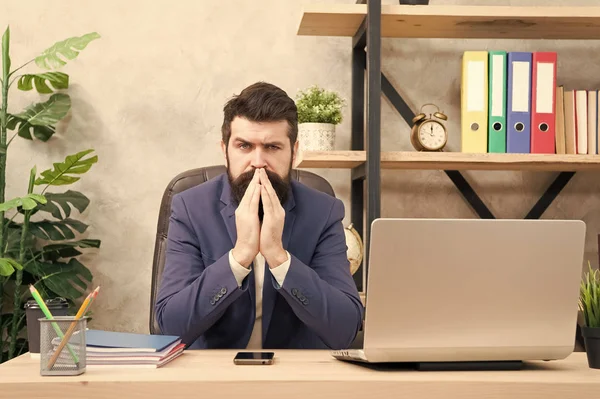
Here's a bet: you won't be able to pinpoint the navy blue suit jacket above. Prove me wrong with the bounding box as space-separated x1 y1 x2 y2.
155 173 364 349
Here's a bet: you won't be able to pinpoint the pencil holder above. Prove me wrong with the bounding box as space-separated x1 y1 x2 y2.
39 316 87 376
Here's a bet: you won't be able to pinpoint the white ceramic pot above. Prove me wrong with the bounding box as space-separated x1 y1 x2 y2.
298 123 336 151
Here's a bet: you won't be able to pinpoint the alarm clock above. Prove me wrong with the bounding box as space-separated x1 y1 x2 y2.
410 103 448 151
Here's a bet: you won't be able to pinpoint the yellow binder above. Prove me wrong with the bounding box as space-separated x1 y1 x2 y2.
461 51 489 153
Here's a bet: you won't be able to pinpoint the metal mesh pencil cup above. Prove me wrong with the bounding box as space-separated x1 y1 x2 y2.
39 316 87 376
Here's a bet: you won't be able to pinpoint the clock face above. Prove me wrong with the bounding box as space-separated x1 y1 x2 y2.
418 120 446 150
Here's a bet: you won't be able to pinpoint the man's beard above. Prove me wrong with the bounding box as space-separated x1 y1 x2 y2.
228 167 291 222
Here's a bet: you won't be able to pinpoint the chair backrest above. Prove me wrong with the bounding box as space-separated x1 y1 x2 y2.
149 165 336 334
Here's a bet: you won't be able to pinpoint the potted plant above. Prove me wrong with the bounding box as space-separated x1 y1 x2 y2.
579 262 600 369
295 85 345 152
0 27 101 362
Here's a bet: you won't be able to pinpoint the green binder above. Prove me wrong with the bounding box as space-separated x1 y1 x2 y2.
488 50 507 153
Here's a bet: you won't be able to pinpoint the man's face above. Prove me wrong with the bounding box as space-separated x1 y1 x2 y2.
222 117 298 212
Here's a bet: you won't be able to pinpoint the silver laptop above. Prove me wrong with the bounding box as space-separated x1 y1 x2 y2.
332 218 586 364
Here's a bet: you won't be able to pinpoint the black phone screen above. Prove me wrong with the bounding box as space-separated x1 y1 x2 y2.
234 351 275 360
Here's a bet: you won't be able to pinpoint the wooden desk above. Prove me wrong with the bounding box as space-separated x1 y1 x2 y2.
1 351 599 398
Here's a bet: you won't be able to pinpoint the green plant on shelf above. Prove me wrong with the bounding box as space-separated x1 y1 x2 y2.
580 262 600 329
295 85 345 125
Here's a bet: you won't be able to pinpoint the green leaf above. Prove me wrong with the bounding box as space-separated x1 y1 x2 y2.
295 85 345 124
35 149 97 186
35 32 100 70
0 258 22 277
28 218 88 241
17 72 69 94
2 26 10 78
580 262 600 328
20 197 37 210
15 92 71 126
6 114 56 142
40 239 100 262
27 258 92 301
0 198 20 212
0 194 47 212
8 93 71 142
36 190 90 220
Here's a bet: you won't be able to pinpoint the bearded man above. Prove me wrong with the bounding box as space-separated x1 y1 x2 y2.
155 82 363 350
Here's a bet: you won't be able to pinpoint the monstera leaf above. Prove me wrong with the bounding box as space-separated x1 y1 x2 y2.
26 258 92 301
39 239 101 262
35 149 97 186
0 194 46 212
6 115 55 142
36 191 89 220
28 218 88 241
17 72 69 94
35 32 100 70
7 93 71 141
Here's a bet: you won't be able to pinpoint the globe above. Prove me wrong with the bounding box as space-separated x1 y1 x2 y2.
344 223 363 275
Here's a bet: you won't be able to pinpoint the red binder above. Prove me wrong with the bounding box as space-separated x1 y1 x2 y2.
530 52 557 154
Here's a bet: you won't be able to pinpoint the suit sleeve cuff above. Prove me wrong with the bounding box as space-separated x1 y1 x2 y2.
269 251 291 286
229 250 251 287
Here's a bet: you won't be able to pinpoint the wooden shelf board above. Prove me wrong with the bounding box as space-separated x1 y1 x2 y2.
381 152 600 171
296 150 365 168
297 151 600 171
297 4 600 39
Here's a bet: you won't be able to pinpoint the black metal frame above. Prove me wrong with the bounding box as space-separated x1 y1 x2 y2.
350 1 577 292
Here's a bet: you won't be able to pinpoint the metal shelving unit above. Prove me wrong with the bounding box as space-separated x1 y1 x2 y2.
297 1 600 293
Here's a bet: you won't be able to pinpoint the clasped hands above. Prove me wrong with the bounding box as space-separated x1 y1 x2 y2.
231 168 287 269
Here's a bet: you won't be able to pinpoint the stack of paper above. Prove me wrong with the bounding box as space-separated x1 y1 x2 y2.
50 330 185 368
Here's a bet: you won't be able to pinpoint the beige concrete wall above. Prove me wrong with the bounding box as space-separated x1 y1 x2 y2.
2 0 599 334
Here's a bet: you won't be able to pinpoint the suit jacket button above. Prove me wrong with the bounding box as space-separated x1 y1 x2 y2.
291 288 298 296
210 299 216 305
303 299 309 305
220 287 227 295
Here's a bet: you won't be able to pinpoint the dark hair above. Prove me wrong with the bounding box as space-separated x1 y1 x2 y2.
221 82 298 147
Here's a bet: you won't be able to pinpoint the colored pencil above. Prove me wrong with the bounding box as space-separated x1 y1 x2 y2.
46 286 100 369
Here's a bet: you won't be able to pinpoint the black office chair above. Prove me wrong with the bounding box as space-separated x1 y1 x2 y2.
149 165 337 335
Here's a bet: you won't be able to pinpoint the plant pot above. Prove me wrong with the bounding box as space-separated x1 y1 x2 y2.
298 123 336 151
582 326 600 369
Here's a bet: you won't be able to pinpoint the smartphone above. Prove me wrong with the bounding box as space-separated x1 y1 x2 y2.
233 351 275 365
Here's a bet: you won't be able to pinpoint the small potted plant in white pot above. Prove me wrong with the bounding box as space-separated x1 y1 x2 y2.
579 262 600 369
295 85 345 152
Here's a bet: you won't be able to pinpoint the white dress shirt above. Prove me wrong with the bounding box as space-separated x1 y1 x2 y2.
229 250 291 349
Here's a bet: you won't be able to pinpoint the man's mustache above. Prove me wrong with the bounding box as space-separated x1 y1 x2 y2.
229 168 290 208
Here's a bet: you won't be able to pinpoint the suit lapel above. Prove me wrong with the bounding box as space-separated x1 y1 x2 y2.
262 187 296 344
219 176 237 247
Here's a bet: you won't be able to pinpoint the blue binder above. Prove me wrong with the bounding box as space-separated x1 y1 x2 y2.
506 52 532 153
85 330 180 352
